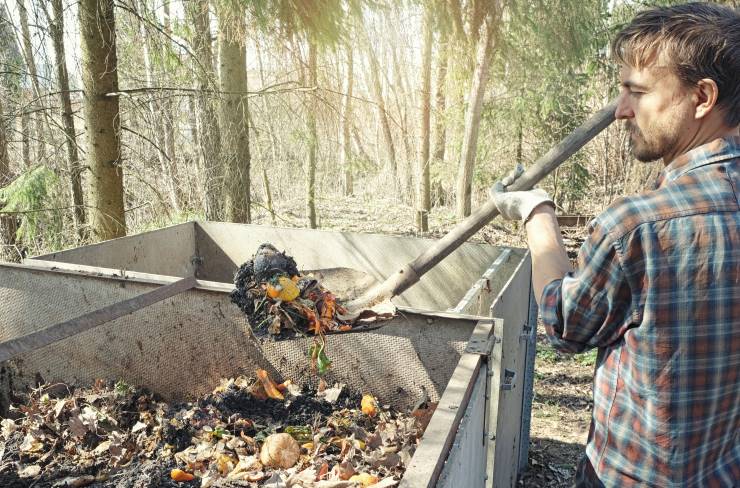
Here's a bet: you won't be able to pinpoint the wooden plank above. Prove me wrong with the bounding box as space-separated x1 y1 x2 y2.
0 276 197 362
400 320 493 488
556 214 594 227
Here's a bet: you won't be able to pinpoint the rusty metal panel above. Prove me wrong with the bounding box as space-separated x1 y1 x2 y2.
33 222 197 278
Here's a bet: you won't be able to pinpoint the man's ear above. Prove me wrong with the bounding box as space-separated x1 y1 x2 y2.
694 78 719 119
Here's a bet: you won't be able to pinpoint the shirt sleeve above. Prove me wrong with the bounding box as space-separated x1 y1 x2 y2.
539 223 635 353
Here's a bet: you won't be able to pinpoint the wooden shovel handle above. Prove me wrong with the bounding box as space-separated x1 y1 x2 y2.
372 100 618 304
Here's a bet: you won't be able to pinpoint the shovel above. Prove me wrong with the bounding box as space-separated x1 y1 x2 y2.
339 99 618 319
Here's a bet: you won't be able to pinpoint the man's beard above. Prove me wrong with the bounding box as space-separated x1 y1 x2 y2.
626 120 679 163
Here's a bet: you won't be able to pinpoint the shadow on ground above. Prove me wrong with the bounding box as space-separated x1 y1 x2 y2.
518 437 585 487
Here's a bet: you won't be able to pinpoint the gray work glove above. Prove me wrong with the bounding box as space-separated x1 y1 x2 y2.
489 165 555 223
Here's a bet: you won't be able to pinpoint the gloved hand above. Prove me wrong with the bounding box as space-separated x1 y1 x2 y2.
490 165 555 223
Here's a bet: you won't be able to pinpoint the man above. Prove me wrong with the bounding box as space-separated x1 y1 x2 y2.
491 3 739 487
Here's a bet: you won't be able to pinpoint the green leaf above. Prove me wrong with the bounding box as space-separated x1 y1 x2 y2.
285 425 313 443
309 342 332 376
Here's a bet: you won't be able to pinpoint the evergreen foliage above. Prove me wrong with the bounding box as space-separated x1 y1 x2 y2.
0 166 63 249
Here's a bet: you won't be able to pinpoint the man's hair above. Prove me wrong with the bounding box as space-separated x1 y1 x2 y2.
612 2 740 126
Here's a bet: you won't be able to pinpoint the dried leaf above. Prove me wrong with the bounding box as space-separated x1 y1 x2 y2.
256 369 285 401
19 433 44 453
56 475 96 487
368 478 398 488
18 464 41 477
320 384 344 404
1 418 17 438
92 440 112 456
53 399 67 419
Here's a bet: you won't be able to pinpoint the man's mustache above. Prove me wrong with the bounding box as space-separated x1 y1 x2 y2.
625 121 641 137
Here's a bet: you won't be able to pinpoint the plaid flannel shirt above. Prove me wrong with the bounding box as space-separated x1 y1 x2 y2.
540 136 740 487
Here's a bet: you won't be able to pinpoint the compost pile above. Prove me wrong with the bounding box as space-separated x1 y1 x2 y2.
230 244 393 374
0 373 431 487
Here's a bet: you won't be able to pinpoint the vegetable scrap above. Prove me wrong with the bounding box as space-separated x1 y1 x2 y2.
0 372 434 487
230 244 394 375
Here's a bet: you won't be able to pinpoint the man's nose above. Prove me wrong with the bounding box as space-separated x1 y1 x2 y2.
615 92 634 120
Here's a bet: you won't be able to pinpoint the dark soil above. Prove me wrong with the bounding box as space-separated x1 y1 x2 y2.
204 382 363 429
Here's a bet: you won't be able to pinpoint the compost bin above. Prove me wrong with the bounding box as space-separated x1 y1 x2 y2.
0 221 536 487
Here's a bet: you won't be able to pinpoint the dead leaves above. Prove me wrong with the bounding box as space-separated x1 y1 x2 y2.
1 374 428 487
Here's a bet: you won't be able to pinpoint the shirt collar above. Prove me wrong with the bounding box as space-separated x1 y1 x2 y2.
654 136 740 189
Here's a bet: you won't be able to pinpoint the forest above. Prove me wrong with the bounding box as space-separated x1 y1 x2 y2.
5 0 735 260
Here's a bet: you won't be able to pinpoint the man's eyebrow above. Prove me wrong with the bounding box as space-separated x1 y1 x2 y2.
621 80 649 90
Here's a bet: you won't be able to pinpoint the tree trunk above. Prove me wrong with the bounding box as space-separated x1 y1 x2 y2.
217 1 251 223
431 39 449 207
385 12 413 202
305 37 318 229
417 10 433 232
364 36 397 188
17 0 45 164
47 0 86 237
432 40 448 167
352 126 371 164
138 0 180 216
161 1 179 205
455 9 498 219
339 44 354 196
79 0 126 240
0 96 18 262
255 39 277 224
187 0 223 220
20 99 30 168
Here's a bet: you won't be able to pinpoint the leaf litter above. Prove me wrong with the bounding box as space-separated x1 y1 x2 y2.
0 373 432 487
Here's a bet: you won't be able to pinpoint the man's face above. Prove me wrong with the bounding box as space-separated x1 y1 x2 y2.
615 62 696 163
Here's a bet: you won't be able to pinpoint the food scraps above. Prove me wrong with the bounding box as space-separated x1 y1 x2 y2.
0 374 427 487
230 244 394 375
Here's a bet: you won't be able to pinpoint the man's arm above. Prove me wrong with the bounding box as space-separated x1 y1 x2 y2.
524 206 572 304
491 181 635 353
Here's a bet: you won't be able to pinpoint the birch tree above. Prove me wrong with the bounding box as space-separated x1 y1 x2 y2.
305 36 318 229
339 43 354 196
